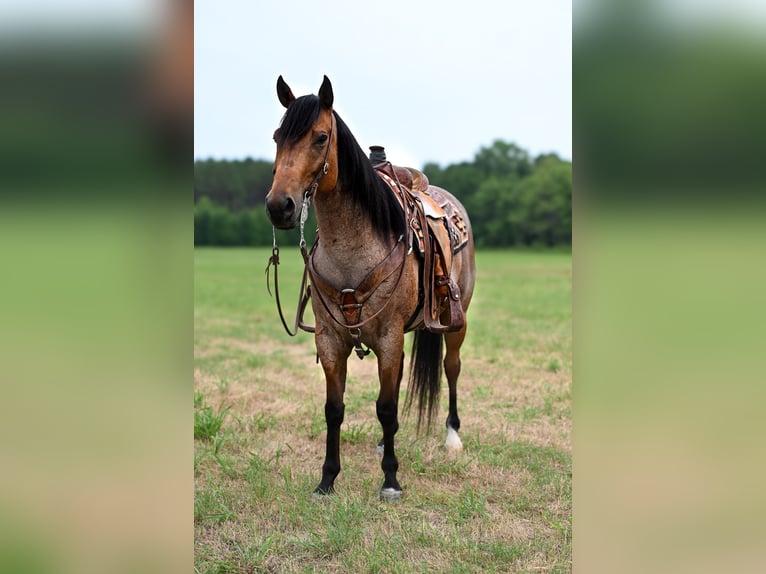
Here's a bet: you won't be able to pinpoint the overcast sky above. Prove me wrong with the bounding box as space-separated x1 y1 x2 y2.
195 0 572 168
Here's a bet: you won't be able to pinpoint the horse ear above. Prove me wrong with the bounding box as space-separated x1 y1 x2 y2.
276 75 295 108
318 75 333 109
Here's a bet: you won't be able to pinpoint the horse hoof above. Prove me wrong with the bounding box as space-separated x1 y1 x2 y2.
379 487 403 502
312 487 334 500
376 443 384 456
445 427 463 451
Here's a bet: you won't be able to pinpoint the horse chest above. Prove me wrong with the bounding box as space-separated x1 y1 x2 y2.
313 248 388 288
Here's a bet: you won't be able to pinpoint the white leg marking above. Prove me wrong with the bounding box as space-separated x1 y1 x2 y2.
445 426 463 450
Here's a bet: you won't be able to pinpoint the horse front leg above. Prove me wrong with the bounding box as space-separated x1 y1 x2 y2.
377 351 403 456
314 331 351 497
376 339 405 501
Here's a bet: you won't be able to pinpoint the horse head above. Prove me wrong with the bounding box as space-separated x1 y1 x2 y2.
265 75 339 229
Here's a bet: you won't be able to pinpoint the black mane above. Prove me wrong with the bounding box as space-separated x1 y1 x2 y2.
276 95 406 241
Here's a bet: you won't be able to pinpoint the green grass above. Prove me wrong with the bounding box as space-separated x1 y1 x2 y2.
195 247 571 573
194 392 229 441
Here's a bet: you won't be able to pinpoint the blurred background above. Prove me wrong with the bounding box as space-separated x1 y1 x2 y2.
574 1 766 572
0 1 191 573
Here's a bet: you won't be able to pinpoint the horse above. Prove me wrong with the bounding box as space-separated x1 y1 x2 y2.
265 76 476 501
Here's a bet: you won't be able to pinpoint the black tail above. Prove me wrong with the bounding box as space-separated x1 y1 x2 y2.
404 330 443 432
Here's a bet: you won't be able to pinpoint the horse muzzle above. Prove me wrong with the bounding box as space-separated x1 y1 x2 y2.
265 191 299 229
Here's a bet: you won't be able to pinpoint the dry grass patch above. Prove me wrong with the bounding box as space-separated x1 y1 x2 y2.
194 248 571 573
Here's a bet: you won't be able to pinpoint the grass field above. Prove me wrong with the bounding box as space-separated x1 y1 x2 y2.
194 247 571 573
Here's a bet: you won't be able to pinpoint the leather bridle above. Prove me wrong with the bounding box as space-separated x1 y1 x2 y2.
265 114 335 336
265 115 414 359
304 114 335 205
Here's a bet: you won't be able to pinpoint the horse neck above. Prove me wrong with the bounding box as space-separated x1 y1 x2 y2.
312 186 393 285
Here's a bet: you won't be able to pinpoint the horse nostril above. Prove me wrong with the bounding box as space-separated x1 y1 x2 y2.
265 193 297 227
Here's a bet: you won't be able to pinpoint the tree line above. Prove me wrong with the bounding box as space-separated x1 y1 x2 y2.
194 140 571 247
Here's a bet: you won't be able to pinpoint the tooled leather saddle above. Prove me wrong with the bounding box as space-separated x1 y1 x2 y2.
375 162 469 333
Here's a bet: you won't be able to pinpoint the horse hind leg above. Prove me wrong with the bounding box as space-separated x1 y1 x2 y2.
444 325 466 451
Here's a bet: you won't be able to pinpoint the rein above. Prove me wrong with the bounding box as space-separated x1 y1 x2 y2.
264 115 335 336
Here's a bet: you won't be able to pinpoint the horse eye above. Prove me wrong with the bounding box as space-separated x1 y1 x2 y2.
316 133 328 145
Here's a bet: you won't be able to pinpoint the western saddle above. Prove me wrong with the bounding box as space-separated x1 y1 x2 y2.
374 158 468 333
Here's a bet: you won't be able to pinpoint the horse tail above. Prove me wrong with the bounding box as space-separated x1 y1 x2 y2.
405 330 443 432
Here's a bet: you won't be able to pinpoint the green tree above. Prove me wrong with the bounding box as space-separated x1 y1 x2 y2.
470 176 519 247
473 140 533 179
194 196 214 246
509 157 572 246
194 158 273 211
193 140 571 248
424 161 483 205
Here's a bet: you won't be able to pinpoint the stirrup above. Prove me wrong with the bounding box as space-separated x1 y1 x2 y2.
423 277 464 333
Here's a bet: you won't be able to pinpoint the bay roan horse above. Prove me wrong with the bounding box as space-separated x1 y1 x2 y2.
265 76 476 501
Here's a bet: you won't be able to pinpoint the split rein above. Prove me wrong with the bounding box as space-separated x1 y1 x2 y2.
264 198 314 337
